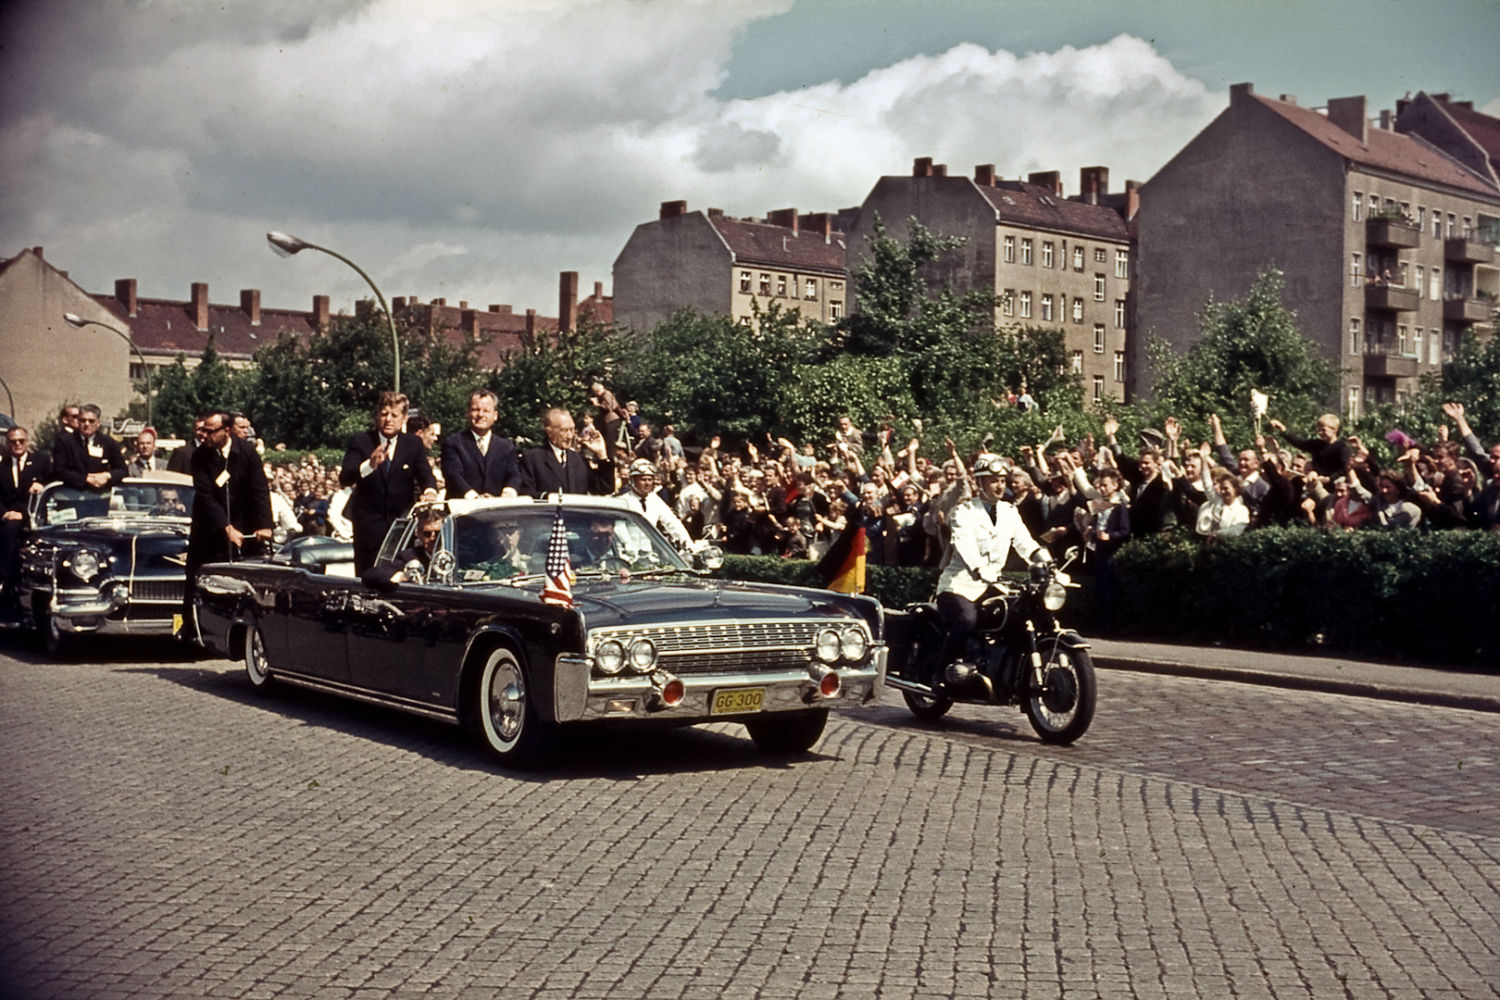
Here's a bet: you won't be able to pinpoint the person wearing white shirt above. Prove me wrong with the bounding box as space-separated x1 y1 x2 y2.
619 458 691 552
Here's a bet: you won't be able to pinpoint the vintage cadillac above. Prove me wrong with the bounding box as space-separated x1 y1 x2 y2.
18 473 195 657
194 496 887 764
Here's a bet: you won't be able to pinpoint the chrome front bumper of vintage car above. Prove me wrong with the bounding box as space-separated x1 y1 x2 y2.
48 580 182 636
551 645 887 724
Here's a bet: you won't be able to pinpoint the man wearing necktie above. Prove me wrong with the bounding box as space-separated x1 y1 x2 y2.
185 411 272 636
442 389 519 501
341 391 439 573
53 404 126 491
1 426 52 620
618 458 692 553
516 407 592 498
934 454 1041 672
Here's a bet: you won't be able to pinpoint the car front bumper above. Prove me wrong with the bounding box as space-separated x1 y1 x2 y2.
48 583 181 636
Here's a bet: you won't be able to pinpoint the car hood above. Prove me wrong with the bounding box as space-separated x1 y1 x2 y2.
37 521 189 565
570 576 871 631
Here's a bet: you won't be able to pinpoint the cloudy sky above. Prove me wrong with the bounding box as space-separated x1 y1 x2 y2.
2 0 1497 320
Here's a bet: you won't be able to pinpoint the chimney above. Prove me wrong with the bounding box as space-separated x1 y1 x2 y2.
1229 82 1254 107
974 164 996 186
1327 95 1369 144
461 308 478 340
393 296 407 310
766 208 799 232
1080 166 1109 204
191 282 209 331
1379 109 1392 130
459 300 468 309
312 294 330 331
115 279 138 317
559 271 579 334
1028 171 1062 196
488 304 512 315
31 246 42 258
706 207 724 218
433 297 446 307
524 308 537 346
240 288 261 325
1279 94 1298 106
914 157 934 177
799 212 832 238
593 281 603 299
1124 180 1141 222
659 200 687 219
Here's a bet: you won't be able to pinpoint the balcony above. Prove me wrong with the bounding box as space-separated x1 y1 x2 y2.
1362 343 1419 378
1445 237 1496 264
1444 296 1494 324
1367 217 1421 250
1365 282 1420 312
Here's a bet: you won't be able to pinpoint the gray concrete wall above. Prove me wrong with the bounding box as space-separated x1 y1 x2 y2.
612 213 731 333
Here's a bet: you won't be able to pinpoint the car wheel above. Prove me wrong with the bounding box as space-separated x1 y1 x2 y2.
472 647 554 766
901 689 954 720
744 708 828 754
39 607 76 661
243 623 274 691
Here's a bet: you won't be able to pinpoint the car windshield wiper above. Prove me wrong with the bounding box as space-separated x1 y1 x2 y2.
628 566 690 578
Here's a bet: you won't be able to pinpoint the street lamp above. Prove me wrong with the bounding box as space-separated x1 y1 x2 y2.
63 312 152 429
266 231 402 393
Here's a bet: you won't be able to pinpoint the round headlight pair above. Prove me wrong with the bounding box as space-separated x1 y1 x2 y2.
65 550 102 582
595 637 658 676
814 626 868 664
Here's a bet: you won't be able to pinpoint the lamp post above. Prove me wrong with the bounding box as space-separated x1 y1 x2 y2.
0 373 13 421
63 312 152 429
266 231 402 393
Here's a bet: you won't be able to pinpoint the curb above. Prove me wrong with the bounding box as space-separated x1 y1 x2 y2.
1092 655 1500 715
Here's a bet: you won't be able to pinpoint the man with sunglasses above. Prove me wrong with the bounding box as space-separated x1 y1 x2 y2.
362 507 444 587
53 404 126 491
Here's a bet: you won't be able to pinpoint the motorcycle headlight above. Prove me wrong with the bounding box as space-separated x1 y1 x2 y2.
838 626 868 662
66 550 101 582
814 628 841 664
1043 580 1068 612
595 639 626 675
628 638 658 673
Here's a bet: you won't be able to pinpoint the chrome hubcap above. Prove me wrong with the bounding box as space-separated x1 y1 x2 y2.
489 661 524 742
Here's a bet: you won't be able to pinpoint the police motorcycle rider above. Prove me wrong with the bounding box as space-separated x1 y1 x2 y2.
933 453 1041 686
617 458 693 559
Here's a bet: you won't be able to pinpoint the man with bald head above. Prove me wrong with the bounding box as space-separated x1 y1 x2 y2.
516 407 592 497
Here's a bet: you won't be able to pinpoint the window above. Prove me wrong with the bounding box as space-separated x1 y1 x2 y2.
759 273 770 296
1094 274 1106 301
1073 246 1085 271
1415 264 1424 292
1350 252 1362 287
1002 290 1015 317
1447 213 1456 237
1093 324 1105 354
1094 247 1107 263
1369 194 1379 218
1072 298 1084 323
1114 250 1128 279
1430 268 1441 300
1417 206 1425 228
776 274 787 297
1020 239 1033 265
1092 375 1104 403
1004 236 1015 263
1433 213 1444 239
1041 294 1054 321
1463 216 1473 238
1070 350 1083 374
1413 327 1424 360
829 300 843 320
1114 351 1125 382
805 278 817 299
1114 299 1126 329
1019 291 1032 318
1398 325 1409 355
1041 241 1055 268
1349 318 1361 355
831 281 843 293
1347 387 1361 420
739 271 751 293
1352 192 1363 221
1431 333 1442 365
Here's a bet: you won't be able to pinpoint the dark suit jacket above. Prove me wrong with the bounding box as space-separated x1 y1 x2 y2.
340 431 437 569
515 445 590 498
1 451 53 514
441 431 518 499
166 445 195 474
53 431 126 490
189 436 272 568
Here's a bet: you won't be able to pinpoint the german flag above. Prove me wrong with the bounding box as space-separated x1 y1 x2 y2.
817 519 866 594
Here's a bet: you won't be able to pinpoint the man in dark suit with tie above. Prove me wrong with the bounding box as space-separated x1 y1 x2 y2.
441 389 519 501
184 411 273 636
341 391 439 573
1 426 53 620
516 407 592 498
52 404 126 491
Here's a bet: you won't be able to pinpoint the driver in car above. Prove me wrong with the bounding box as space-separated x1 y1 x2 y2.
934 454 1041 676
574 514 629 571
153 487 188 516
361 507 443 587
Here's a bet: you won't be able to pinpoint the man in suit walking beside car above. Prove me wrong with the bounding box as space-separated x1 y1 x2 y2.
442 389 519 502
183 411 272 637
341 391 439 573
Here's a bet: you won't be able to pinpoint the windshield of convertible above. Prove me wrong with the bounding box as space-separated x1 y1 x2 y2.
40 483 195 525
421 506 690 584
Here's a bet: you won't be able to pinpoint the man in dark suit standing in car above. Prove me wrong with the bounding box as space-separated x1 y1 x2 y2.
441 388 518 501
341 391 438 573
516 407 591 498
183 411 272 636
1 426 52 620
52 404 126 491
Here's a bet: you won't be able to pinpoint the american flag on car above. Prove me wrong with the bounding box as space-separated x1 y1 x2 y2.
541 501 575 608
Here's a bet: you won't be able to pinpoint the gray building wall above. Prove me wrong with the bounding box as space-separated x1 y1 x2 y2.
612 212 732 333
845 174 997 309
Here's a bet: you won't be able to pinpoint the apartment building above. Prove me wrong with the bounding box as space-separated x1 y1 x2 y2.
846 158 1138 404
612 202 850 333
1134 84 1500 416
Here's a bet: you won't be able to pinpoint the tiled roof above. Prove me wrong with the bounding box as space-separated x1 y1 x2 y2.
976 181 1131 242
1255 94 1500 198
1431 96 1500 169
90 294 320 361
707 216 847 274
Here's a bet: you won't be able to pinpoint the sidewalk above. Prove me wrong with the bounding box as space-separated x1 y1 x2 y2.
1088 638 1500 714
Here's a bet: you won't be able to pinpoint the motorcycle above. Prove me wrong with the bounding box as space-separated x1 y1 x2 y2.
884 548 1096 745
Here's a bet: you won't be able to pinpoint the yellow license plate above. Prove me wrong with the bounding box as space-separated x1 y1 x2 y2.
711 687 765 716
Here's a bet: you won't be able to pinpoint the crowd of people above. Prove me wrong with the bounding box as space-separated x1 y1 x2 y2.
4 385 1498 620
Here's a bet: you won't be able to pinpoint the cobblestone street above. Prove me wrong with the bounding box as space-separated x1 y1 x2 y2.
2 641 1497 999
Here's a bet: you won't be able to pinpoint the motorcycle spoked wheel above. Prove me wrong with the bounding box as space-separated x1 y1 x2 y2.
1023 640 1096 745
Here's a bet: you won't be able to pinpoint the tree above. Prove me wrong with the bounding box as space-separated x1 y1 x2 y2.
150 336 249 439
1145 267 1341 446
491 320 627 444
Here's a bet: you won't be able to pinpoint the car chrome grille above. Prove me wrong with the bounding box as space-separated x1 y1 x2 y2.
588 621 849 676
127 581 183 603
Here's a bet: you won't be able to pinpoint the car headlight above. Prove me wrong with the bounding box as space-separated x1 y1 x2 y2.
838 626 868 662
1043 580 1068 612
814 628 841 664
629 638 658 673
66 550 101 582
595 639 626 675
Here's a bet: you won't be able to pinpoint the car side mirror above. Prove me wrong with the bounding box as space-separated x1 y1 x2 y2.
428 549 456 584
